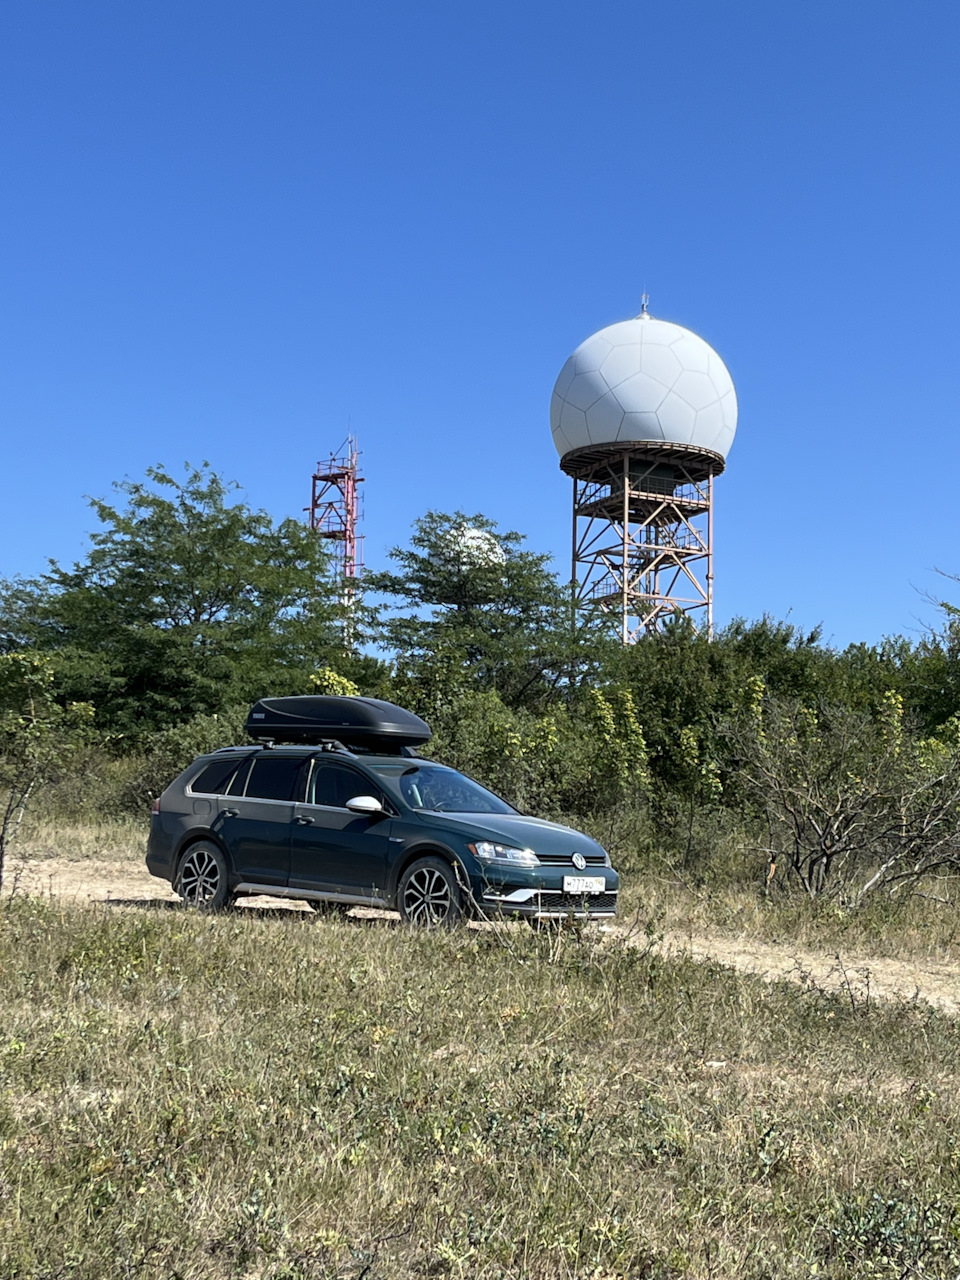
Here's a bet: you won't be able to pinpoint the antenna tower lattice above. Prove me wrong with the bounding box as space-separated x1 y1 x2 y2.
306 435 364 579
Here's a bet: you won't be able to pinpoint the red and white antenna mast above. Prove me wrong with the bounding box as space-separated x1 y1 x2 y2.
306 435 364 580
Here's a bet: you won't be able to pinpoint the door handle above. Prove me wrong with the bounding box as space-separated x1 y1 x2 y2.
222 808 240 818
296 816 315 825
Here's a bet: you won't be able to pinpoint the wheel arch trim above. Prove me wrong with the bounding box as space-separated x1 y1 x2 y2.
389 843 472 903
173 829 235 879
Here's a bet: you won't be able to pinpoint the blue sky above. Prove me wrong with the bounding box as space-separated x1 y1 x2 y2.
1 1 957 647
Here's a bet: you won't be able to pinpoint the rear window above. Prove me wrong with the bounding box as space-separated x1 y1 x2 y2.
244 755 305 802
189 758 243 796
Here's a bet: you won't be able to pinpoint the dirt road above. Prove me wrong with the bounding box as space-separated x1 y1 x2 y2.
5 854 958 1018
656 927 960 1018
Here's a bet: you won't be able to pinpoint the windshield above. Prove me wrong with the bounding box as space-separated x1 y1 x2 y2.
368 762 516 814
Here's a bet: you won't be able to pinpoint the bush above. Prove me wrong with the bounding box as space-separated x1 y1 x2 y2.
726 692 960 904
30 707 250 820
417 686 648 820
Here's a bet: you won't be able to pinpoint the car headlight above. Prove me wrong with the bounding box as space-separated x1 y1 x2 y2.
468 841 540 867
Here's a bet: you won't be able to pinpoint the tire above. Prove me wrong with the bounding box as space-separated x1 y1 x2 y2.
175 841 231 910
397 856 464 929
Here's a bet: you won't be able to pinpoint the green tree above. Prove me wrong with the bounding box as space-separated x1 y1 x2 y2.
0 464 348 737
367 510 615 711
421 682 648 822
895 602 960 735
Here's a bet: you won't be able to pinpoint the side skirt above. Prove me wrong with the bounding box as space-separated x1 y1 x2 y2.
233 882 391 909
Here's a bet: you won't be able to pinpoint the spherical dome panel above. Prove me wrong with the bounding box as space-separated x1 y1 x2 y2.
549 316 738 458
435 525 506 571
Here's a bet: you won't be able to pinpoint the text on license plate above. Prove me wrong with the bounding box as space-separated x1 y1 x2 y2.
562 876 605 895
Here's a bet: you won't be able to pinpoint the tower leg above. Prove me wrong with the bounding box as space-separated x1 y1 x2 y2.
568 445 718 641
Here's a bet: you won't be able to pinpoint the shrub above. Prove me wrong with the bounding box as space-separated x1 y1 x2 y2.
726 693 960 904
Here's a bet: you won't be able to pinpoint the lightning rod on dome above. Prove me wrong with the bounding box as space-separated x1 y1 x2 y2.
549 309 738 641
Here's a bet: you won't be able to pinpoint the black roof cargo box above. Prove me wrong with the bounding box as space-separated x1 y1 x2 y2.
245 695 431 753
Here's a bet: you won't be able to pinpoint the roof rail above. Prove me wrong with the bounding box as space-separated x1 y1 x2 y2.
212 740 360 758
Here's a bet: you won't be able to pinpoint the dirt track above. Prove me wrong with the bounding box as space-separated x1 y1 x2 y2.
656 928 960 1019
5 855 959 1018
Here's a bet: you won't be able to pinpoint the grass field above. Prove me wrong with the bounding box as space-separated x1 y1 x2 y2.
3 862 960 1279
11 815 960 963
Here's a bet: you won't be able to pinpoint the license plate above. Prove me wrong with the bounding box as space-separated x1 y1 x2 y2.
562 876 605 895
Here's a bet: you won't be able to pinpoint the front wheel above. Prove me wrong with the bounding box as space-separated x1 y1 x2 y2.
398 857 464 929
176 841 230 910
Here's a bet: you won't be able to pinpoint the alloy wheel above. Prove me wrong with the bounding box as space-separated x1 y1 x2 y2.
178 847 222 905
402 865 453 925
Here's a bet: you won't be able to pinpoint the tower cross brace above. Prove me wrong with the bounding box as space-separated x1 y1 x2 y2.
564 442 722 642
306 435 364 580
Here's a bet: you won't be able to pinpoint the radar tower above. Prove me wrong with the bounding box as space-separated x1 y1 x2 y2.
551 309 737 641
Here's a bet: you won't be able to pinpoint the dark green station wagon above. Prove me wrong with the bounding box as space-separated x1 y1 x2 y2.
146 696 619 926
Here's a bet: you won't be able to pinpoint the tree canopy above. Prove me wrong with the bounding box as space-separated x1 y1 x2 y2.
0 465 349 736
365 510 616 711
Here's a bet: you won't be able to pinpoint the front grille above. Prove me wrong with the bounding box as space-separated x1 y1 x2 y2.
538 891 618 914
536 853 607 867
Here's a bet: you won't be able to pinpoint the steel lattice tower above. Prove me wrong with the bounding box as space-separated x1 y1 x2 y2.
306 435 364 580
564 441 721 641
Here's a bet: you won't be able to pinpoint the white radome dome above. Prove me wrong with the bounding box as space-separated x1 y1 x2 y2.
550 314 738 460
435 524 506 570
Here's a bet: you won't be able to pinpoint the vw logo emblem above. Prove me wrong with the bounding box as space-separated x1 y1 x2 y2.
572 852 587 870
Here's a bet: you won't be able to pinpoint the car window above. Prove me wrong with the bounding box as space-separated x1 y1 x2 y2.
226 758 253 796
189 758 242 796
369 762 515 814
243 755 305 802
309 761 385 809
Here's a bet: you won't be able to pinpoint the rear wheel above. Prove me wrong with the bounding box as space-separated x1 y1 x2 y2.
176 842 230 910
398 857 464 928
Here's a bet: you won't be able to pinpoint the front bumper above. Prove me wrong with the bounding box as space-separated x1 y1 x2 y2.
479 885 618 919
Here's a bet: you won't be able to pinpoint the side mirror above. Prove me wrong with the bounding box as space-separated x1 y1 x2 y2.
345 795 385 817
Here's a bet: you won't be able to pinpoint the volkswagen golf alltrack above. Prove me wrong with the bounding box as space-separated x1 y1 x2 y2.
146 696 619 926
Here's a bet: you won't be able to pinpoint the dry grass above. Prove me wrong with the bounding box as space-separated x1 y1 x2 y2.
8 814 147 864
618 874 960 965
3 891 960 1278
